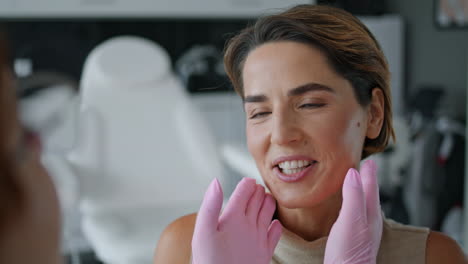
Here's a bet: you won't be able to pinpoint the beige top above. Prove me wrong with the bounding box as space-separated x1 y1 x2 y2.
271 218 430 264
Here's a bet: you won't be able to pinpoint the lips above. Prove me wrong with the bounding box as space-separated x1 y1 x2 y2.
272 155 318 183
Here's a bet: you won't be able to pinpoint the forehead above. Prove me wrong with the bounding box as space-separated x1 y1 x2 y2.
242 41 349 97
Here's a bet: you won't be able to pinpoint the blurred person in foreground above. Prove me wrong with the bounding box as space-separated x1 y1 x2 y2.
0 34 62 264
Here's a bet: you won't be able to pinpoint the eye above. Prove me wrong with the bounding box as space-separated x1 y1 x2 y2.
299 103 326 109
250 111 271 119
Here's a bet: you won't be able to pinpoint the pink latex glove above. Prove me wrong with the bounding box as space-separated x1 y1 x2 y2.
191 177 283 264
324 160 383 264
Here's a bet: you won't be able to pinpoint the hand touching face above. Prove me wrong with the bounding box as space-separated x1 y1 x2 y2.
192 178 282 264
325 160 383 264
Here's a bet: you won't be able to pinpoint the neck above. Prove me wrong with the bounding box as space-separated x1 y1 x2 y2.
276 191 342 241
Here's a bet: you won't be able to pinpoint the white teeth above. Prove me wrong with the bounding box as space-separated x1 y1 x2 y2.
291 160 297 168
278 160 311 170
283 168 302 175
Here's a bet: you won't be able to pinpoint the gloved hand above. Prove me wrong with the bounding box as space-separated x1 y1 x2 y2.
324 160 383 264
192 177 283 264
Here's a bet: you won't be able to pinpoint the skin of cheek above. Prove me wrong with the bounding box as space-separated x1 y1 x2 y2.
247 105 368 209
12 133 61 263
0 70 60 262
26 155 61 262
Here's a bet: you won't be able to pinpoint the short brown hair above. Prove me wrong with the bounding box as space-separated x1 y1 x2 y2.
224 4 395 158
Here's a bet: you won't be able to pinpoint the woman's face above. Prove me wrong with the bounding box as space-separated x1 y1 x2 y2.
243 41 376 209
0 69 61 264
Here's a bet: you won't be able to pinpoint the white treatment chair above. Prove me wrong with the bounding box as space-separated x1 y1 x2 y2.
45 35 225 264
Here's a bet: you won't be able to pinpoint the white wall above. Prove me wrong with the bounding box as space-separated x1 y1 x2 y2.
0 0 314 18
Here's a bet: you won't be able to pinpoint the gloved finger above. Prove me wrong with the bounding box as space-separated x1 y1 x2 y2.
337 168 367 226
267 219 283 255
246 184 266 221
257 193 276 230
195 178 224 234
360 159 381 225
221 177 257 217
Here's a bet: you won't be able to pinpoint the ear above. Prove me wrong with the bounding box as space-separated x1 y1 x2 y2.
366 88 385 140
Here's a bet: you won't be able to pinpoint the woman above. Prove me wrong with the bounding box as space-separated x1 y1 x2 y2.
0 34 62 264
154 4 466 263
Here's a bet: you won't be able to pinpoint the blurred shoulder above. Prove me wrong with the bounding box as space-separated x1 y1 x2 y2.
153 213 197 264
426 231 467 264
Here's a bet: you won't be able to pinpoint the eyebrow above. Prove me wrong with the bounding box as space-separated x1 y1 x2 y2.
243 82 335 103
288 83 335 96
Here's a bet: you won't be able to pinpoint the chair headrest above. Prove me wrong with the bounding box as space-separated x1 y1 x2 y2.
80 36 172 91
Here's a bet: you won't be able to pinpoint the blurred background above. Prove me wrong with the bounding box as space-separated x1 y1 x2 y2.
0 0 467 263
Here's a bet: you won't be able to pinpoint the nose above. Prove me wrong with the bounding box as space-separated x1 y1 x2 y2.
270 109 303 146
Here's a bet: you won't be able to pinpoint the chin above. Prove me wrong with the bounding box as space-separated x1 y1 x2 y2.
269 180 342 210
276 197 309 209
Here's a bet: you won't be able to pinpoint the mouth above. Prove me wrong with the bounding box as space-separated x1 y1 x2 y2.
272 157 318 182
276 160 317 174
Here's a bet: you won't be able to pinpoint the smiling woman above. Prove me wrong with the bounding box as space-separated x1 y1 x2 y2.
239 40 380 212
224 5 394 161
154 4 467 264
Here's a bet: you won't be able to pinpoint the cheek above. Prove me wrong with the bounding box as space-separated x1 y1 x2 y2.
246 124 265 161
332 113 366 161
342 115 367 158
246 123 273 183
24 159 61 240
312 109 366 164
